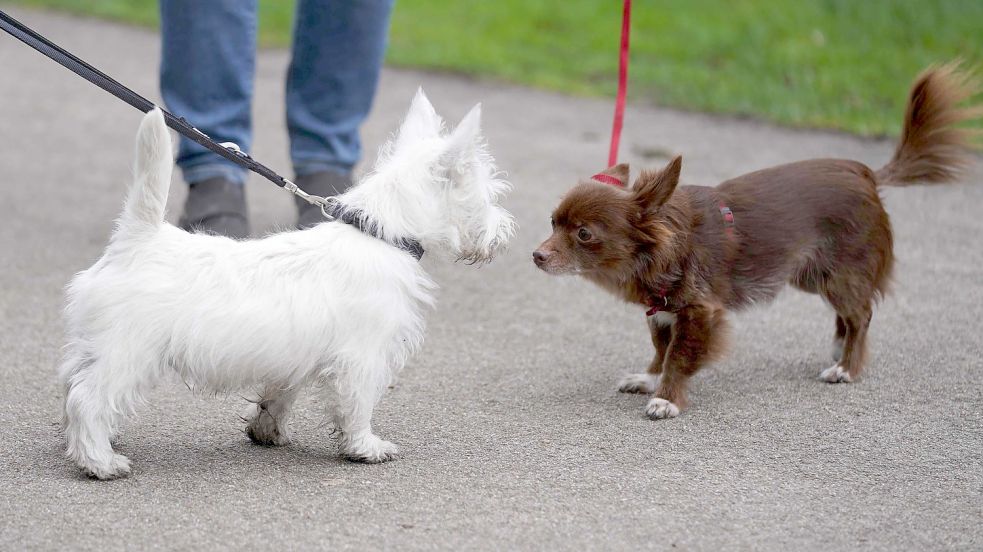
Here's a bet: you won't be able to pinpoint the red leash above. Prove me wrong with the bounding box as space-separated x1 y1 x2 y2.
607 0 632 167
598 3 737 318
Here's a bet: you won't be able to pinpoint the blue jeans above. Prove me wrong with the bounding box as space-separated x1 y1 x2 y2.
160 0 393 185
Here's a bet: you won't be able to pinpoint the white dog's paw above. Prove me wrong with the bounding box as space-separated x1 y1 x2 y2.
82 453 132 480
343 434 399 464
617 373 658 394
819 364 853 384
245 411 291 447
645 398 680 420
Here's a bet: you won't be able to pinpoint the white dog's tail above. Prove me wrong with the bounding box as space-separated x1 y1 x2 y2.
121 108 172 229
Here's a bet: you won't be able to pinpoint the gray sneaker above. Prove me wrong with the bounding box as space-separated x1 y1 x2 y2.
295 171 353 229
178 177 250 238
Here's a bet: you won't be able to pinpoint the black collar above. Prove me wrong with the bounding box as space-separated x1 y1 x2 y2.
325 203 425 261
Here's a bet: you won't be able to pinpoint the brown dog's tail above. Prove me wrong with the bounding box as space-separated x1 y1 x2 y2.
876 61 982 187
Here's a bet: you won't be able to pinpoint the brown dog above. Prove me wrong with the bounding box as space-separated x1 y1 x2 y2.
533 63 981 420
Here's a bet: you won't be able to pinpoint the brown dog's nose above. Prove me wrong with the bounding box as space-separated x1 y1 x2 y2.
532 250 550 265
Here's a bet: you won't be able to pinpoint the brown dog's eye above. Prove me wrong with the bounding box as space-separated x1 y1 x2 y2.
550 217 556 229
577 227 592 242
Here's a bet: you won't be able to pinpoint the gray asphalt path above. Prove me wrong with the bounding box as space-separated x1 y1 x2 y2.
1 7 981 551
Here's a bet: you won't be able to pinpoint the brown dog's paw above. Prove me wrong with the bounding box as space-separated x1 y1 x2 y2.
617 373 658 394
645 397 680 420
819 364 853 384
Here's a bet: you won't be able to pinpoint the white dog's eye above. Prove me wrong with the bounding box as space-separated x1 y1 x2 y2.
577 227 592 242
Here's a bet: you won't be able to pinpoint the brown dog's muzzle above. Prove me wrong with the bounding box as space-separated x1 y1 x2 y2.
532 248 551 267
533 236 567 273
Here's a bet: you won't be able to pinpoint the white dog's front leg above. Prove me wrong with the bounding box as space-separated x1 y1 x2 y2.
245 386 300 446
328 362 398 464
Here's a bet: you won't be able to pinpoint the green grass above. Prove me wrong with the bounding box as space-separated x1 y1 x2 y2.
8 0 983 136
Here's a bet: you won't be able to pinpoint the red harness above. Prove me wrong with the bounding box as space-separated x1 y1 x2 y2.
591 173 625 187
718 201 735 238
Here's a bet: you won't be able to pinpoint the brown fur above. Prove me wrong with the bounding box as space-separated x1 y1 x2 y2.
533 63 981 418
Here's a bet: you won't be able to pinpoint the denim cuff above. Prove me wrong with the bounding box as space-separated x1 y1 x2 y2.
179 162 248 186
292 158 354 179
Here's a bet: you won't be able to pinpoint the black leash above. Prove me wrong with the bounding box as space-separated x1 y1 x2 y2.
0 8 326 210
0 8 425 259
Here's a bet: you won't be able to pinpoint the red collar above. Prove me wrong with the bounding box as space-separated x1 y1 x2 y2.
646 291 669 316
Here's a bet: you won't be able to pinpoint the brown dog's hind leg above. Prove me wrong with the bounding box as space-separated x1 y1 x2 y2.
790 265 850 363
819 307 871 383
646 303 729 419
832 315 847 362
821 272 875 383
821 308 871 383
617 317 672 394
819 240 886 382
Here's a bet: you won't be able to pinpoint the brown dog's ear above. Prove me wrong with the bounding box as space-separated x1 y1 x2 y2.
591 163 629 187
632 156 681 211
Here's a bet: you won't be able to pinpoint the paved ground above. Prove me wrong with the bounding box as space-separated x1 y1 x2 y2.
1 7 981 551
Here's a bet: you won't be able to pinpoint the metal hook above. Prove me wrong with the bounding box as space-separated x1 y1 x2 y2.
283 179 336 221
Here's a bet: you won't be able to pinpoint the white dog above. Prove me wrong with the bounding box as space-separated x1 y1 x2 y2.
60 91 515 479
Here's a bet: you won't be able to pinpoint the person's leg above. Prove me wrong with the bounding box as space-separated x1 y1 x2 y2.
160 0 257 237
286 0 394 228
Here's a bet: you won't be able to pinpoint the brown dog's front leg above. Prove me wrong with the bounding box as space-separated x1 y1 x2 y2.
616 315 673 394
647 316 673 374
646 303 729 419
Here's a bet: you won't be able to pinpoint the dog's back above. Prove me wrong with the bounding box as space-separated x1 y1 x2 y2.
717 62 980 307
712 158 889 307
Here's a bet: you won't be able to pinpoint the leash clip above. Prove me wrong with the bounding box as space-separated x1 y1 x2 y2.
283 179 336 220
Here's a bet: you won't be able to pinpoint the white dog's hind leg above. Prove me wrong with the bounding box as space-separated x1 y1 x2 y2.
61 355 147 479
328 360 399 464
245 386 300 446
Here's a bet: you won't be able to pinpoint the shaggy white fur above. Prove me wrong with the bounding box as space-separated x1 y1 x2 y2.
59 91 515 479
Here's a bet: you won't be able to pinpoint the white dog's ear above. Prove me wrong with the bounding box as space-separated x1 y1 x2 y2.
444 104 482 164
395 88 443 149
